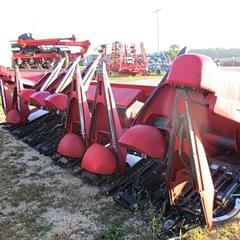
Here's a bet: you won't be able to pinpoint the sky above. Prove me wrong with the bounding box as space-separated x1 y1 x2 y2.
0 0 239 66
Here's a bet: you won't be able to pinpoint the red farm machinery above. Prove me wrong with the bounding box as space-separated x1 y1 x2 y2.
10 33 90 69
106 41 148 75
1 46 240 238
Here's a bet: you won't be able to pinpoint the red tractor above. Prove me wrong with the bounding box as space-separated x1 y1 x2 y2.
11 33 90 69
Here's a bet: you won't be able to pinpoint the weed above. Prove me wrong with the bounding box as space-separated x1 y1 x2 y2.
10 184 48 207
185 227 209 240
25 217 52 237
97 224 122 240
148 213 164 239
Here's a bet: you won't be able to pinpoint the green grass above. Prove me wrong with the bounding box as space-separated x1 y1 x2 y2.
109 73 162 83
186 219 240 240
1 163 26 177
0 207 52 240
9 184 49 207
96 224 123 240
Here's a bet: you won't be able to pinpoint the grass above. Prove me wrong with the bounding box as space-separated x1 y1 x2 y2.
1 163 26 176
148 213 164 239
0 219 17 239
0 208 52 240
9 184 49 207
0 154 27 183
17 210 52 237
109 73 162 83
51 183 96 212
96 224 123 240
186 219 240 240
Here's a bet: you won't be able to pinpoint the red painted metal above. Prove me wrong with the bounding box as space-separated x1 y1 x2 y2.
43 55 102 112
28 57 81 108
12 52 59 60
11 34 90 69
81 143 117 175
166 92 214 227
44 93 68 111
57 62 93 158
17 37 90 49
81 61 127 175
107 42 148 75
6 109 21 124
0 70 47 86
165 54 217 91
57 133 85 158
19 71 48 85
2 59 67 124
5 67 31 124
0 65 13 81
86 85 143 109
134 55 240 153
18 88 36 102
87 72 123 145
119 124 166 158
2 51 240 228
184 102 214 228
0 79 13 114
30 90 51 107
115 53 240 227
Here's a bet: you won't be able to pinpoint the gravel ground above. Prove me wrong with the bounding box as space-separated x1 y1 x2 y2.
0 127 151 240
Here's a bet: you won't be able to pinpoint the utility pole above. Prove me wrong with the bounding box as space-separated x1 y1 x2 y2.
152 9 161 53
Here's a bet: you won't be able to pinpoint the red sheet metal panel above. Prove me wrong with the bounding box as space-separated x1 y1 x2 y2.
185 101 214 227
44 93 68 111
119 124 166 159
6 109 21 124
165 54 217 92
81 143 117 175
86 85 142 109
18 88 36 102
30 91 50 106
57 133 85 158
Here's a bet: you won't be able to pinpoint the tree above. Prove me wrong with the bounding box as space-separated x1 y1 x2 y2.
167 44 180 60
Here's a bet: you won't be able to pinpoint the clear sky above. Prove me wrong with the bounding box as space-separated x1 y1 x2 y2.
0 0 239 66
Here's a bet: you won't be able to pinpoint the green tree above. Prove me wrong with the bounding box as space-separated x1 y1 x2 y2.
167 44 180 60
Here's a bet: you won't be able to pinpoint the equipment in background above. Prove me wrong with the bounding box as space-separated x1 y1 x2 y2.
11 33 90 69
147 52 170 74
106 41 148 75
